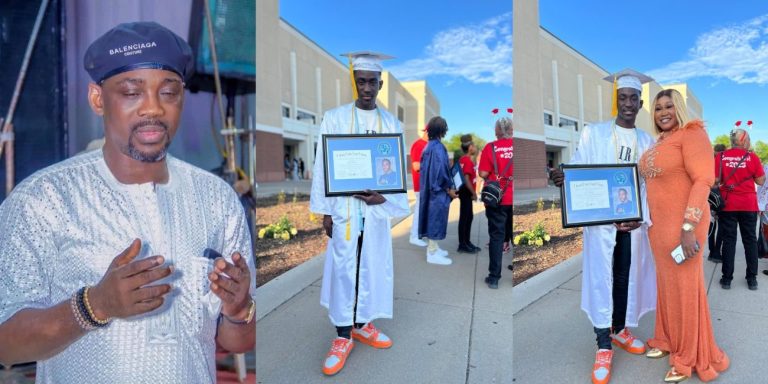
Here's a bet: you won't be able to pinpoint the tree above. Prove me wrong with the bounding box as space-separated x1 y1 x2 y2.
712 134 729 148
444 133 487 162
754 140 768 163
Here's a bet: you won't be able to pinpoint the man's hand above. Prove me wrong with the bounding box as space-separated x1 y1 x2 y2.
352 189 386 205
323 215 333 238
447 189 458 199
614 221 641 232
550 169 564 187
209 252 252 320
89 239 174 320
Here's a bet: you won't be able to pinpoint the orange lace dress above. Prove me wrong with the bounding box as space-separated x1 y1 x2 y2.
638 120 729 381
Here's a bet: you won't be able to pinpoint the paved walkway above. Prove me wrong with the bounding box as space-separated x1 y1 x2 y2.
256 198 515 383
513 232 768 383
253 181 768 383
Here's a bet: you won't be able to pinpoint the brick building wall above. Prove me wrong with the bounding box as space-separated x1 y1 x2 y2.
256 131 285 181
514 137 548 189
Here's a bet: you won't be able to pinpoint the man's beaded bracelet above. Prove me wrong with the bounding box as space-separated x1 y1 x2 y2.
70 292 96 331
83 286 111 326
70 286 110 330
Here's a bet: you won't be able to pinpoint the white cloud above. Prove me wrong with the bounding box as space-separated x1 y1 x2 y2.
388 12 512 87
649 14 768 85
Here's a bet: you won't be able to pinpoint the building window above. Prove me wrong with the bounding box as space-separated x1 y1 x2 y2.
397 106 405 122
559 117 579 131
297 110 316 124
282 105 291 118
543 112 553 126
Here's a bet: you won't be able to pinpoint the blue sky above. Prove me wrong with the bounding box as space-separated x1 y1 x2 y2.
280 0 512 143
539 0 768 142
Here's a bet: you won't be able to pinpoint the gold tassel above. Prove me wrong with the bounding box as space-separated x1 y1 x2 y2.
611 75 618 117
345 198 351 241
348 54 358 100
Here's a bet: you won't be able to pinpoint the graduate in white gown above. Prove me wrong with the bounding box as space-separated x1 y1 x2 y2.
310 51 410 376
552 69 657 384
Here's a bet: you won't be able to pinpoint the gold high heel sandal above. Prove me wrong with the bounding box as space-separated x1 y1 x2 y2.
664 367 689 383
646 347 669 359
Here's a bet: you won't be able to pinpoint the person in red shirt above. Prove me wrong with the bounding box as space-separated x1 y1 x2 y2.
409 128 429 247
478 117 514 289
457 135 480 253
715 128 765 290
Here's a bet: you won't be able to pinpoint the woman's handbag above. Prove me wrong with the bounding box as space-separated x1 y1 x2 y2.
708 187 723 213
480 143 513 208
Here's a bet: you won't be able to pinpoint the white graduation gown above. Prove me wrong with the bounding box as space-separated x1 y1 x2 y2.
310 103 410 326
570 121 657 328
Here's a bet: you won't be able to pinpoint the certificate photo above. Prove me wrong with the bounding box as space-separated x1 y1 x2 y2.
376 157 398 186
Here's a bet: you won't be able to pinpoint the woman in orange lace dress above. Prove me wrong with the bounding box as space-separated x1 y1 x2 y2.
638 89 729 382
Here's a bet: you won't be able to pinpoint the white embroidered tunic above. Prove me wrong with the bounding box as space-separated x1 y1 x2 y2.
0 150 255 384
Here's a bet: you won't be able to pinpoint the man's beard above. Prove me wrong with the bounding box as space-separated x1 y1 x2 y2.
123 139 170 162
122 120 171 162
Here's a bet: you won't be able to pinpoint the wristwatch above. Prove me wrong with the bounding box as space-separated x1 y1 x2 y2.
682 222 695 232
223 298 256 325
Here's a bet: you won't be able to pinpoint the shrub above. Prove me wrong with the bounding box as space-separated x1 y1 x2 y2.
258 215 298 240
513 222 551 247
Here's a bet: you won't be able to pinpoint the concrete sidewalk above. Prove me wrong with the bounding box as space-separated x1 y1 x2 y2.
513 233 768 383
256 198 514 383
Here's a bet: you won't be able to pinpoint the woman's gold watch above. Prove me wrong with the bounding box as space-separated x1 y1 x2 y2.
682 222 695 232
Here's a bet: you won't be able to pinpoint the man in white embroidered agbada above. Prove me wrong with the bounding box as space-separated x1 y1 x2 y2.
0 22 255 383
551 69 657 384
310 51 410 376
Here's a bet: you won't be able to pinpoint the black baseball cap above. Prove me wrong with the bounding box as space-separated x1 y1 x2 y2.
84 21 194 83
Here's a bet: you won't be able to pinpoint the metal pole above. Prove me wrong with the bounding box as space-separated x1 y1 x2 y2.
5 123 13 196
203 0 227 142
0 0 50 159
248 116 255 186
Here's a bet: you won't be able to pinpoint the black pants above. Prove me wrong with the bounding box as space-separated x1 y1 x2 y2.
485 204 513 281
708 217 723 259
458 189 474 247
719 211 758 282
594 231 631 349
504 208 513 244
336 230 365 338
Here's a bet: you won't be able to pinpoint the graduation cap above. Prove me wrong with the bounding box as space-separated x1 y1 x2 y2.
603 68 654 117
340 51 395 99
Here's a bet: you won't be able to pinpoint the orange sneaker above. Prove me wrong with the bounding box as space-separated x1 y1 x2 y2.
351 322 393 349
322 337 354 376
611 328 646 354
592 349 613 384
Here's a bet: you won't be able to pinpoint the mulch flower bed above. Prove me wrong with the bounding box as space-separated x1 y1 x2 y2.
512 200 583 286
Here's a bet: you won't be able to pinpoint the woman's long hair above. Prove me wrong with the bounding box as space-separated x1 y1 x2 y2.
652 88 689 134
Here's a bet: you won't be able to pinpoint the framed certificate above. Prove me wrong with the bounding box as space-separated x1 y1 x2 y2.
450 161 464 190
559 163 642 228
322 133 407 196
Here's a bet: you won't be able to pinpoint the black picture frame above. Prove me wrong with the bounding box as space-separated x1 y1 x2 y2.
559 163 642 228
322 133 407 196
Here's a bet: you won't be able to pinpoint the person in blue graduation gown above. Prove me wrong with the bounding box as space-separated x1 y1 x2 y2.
418 116 457 265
